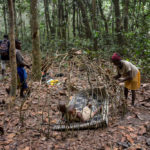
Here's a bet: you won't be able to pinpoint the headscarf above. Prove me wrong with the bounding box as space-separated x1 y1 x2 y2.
111 53 121 61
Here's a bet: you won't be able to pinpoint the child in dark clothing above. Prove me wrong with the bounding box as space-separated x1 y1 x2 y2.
6 40 30 98
15 40 30 97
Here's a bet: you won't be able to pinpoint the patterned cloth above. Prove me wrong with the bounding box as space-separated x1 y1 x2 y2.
65 92 101 122
68 92 98 113
52 91 105 131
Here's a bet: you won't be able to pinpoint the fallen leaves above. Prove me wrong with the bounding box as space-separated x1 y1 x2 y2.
0 58 149 150
7 133 16 139
142 83 150 90
0 126 4 135
0 112 5 116
4 133 16 144
146 138 150 146
118 126 126 130
126 134 134 144
22 146 30 150
22 103 29 110
126 126 135 132
129 133 137 138
138 126 146 135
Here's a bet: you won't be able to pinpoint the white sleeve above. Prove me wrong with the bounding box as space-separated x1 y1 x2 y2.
125 62 132 72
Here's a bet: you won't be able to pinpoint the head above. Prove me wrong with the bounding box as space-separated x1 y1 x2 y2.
15 40 21 50
88 103 92 108
3 34 8 40
111 53 122 67
57 102 67 113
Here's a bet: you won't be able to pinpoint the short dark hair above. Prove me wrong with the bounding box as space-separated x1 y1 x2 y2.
3 34 8 39
15 39 21 49
15 39 21 45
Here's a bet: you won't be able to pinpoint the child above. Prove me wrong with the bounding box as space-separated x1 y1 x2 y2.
15 40 30 97
6 40 30 98
57 102 100 122
111 53 140 105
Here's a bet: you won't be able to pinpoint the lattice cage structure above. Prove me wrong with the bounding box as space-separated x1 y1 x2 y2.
39 53 125 132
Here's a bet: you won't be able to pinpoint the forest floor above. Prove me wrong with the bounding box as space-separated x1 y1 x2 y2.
0 54 150 150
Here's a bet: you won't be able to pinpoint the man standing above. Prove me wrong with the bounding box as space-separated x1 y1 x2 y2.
0 35 10 78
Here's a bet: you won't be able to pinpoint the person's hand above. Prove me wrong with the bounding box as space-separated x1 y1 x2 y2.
26 65 30 69
119 82 124 87
118 78 124 82
113 75 119 80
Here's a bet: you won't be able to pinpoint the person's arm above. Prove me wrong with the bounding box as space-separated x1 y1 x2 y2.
19 59 30 68
16 51 30 68
118 71 132 82
113 71 121 80
8 41 10 50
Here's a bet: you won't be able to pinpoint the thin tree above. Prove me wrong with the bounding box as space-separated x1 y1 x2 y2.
44 0 52 40
8 0 17 97
98 0 109 34
13 0 18 38
18 0 23 41
58 0 66 49
30 0 41 81
3 0 8 34
73 0 76 37
92 0 98 50
123 0 129 32
112 0 123 45
76 0 92 39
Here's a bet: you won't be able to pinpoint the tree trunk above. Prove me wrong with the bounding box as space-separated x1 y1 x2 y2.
92 0 98 50
76 0 92 39
112 0 123 45
62 0 66 41
73 0 76 37
123 0 129 32
18 0 23 41
8 0 17 97
30 0 42 81
3 0 8 34
13 0 18 38
98 0 111 45
58 0 61 38
77 8 81 37
44 0 51 40
58 0 66 49
51 2 56 37
65 0 69 40
98 0 108 34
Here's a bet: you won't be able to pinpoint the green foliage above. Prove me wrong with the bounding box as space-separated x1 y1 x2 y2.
0 0 150 79
123 31 150 79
